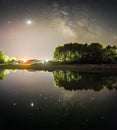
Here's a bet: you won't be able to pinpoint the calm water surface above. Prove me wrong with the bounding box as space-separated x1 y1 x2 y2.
0 69 117 129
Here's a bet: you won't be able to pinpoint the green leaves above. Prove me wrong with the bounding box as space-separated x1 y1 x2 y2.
53 43 117 64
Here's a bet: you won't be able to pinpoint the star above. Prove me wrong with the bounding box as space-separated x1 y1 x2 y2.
61 11 68 16
8 21 12 24
45 97 47 100
31 102 34 107
26 20 32 25
13 102 16 106
58 99 61 102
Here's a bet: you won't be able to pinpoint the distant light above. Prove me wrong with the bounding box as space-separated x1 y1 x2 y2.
26 20 32 25
41 59 49 64
41 60 45 64
45 59 49 62
20 58 27 63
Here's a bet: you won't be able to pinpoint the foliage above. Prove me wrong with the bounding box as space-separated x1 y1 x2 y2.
0 51 17 64
54 43 117 64
8 57 17 64
0 51 9 64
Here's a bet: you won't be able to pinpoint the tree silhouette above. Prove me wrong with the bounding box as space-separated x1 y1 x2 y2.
54 43 117 64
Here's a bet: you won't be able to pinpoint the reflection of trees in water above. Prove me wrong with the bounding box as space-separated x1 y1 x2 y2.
0 69 16 80
0 70 10 80
103 74 117 90
53 71 117 91
1 69 117 91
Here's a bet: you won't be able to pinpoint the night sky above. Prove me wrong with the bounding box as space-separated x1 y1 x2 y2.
0 0 117 60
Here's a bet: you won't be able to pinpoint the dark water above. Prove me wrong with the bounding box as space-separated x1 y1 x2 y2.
0 69 117 130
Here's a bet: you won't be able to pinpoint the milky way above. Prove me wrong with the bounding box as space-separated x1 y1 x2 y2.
0 0 117 59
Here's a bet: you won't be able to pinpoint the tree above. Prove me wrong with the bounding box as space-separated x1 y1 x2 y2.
53 43 105 63
54 46 65 61
8 57 17 64
63 43 82 62
81 43 104 63
0 51 9 64
103 45 117 63
54 43 82 62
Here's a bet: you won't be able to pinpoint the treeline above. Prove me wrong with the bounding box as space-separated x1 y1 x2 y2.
0 51 8 64
0 51 16 64
54 43 117 64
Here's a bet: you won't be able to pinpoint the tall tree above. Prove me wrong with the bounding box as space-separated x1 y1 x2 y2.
0 51 9 64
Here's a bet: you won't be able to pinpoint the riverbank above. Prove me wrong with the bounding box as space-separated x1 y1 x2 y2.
0 64 117 73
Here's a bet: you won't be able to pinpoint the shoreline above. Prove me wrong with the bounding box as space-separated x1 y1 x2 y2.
0 64 117 73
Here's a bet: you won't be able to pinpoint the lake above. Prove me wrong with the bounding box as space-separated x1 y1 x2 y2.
0 69 117 130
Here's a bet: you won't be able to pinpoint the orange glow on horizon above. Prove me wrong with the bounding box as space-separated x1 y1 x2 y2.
19 58 28 63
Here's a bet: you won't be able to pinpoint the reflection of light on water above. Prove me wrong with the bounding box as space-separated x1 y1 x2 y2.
62 91 76 101
3 69 17 74
2 70 10 75
11 70 17 73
